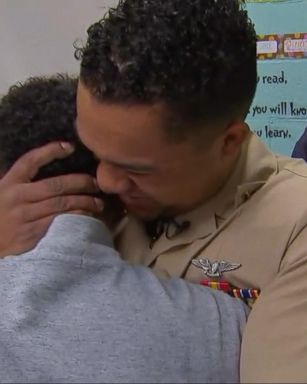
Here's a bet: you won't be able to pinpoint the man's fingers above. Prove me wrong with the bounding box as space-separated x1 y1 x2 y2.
2 142 74 184
22 174 100 202
21 195 104 222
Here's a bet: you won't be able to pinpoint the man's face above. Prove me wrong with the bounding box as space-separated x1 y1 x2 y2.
76 82 228 220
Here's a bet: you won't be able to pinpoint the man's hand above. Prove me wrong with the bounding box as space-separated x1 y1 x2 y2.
0 142 103 258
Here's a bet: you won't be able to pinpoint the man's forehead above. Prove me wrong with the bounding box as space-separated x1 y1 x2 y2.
77 81 172 133
76 82 205 164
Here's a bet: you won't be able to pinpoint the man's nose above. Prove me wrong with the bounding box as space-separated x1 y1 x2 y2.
96 163 132 194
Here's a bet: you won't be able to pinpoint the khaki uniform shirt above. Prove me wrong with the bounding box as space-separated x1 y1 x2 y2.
116 133 307 383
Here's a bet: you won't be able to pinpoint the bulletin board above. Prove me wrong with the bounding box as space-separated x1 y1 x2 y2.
245 0 307 156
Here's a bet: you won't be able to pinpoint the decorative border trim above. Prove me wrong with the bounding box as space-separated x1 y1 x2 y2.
257 33 307 60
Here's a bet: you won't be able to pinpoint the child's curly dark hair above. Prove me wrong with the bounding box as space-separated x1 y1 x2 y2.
75 0 257 137
0 74 98 180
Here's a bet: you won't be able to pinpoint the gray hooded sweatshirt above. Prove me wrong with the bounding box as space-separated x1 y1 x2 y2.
0 214 248 383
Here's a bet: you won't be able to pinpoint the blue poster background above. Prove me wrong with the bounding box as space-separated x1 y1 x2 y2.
246 0 307 156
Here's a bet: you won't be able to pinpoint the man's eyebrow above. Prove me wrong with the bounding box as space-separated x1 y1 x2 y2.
74 121 156 173
106 159 156 173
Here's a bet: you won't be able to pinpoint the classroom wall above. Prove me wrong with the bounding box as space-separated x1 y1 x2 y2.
0 0 306 156
0 0 117 94
246 0 307 156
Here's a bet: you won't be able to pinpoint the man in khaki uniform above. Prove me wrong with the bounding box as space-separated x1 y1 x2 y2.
74 1 307 381
117 131 307 382
73 0 307 381
1 0 307 383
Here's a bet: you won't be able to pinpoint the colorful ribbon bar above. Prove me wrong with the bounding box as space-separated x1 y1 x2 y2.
200 280 260 299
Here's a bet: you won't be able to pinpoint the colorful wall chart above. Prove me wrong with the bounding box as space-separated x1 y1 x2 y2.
245 1 307 156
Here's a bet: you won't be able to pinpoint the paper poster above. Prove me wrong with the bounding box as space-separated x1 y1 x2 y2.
246 60 307 156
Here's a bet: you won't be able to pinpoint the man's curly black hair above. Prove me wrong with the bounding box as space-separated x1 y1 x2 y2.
75 0 257 137
0 74 98 181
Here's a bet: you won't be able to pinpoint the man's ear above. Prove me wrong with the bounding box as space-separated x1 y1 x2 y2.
221 121 249 157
